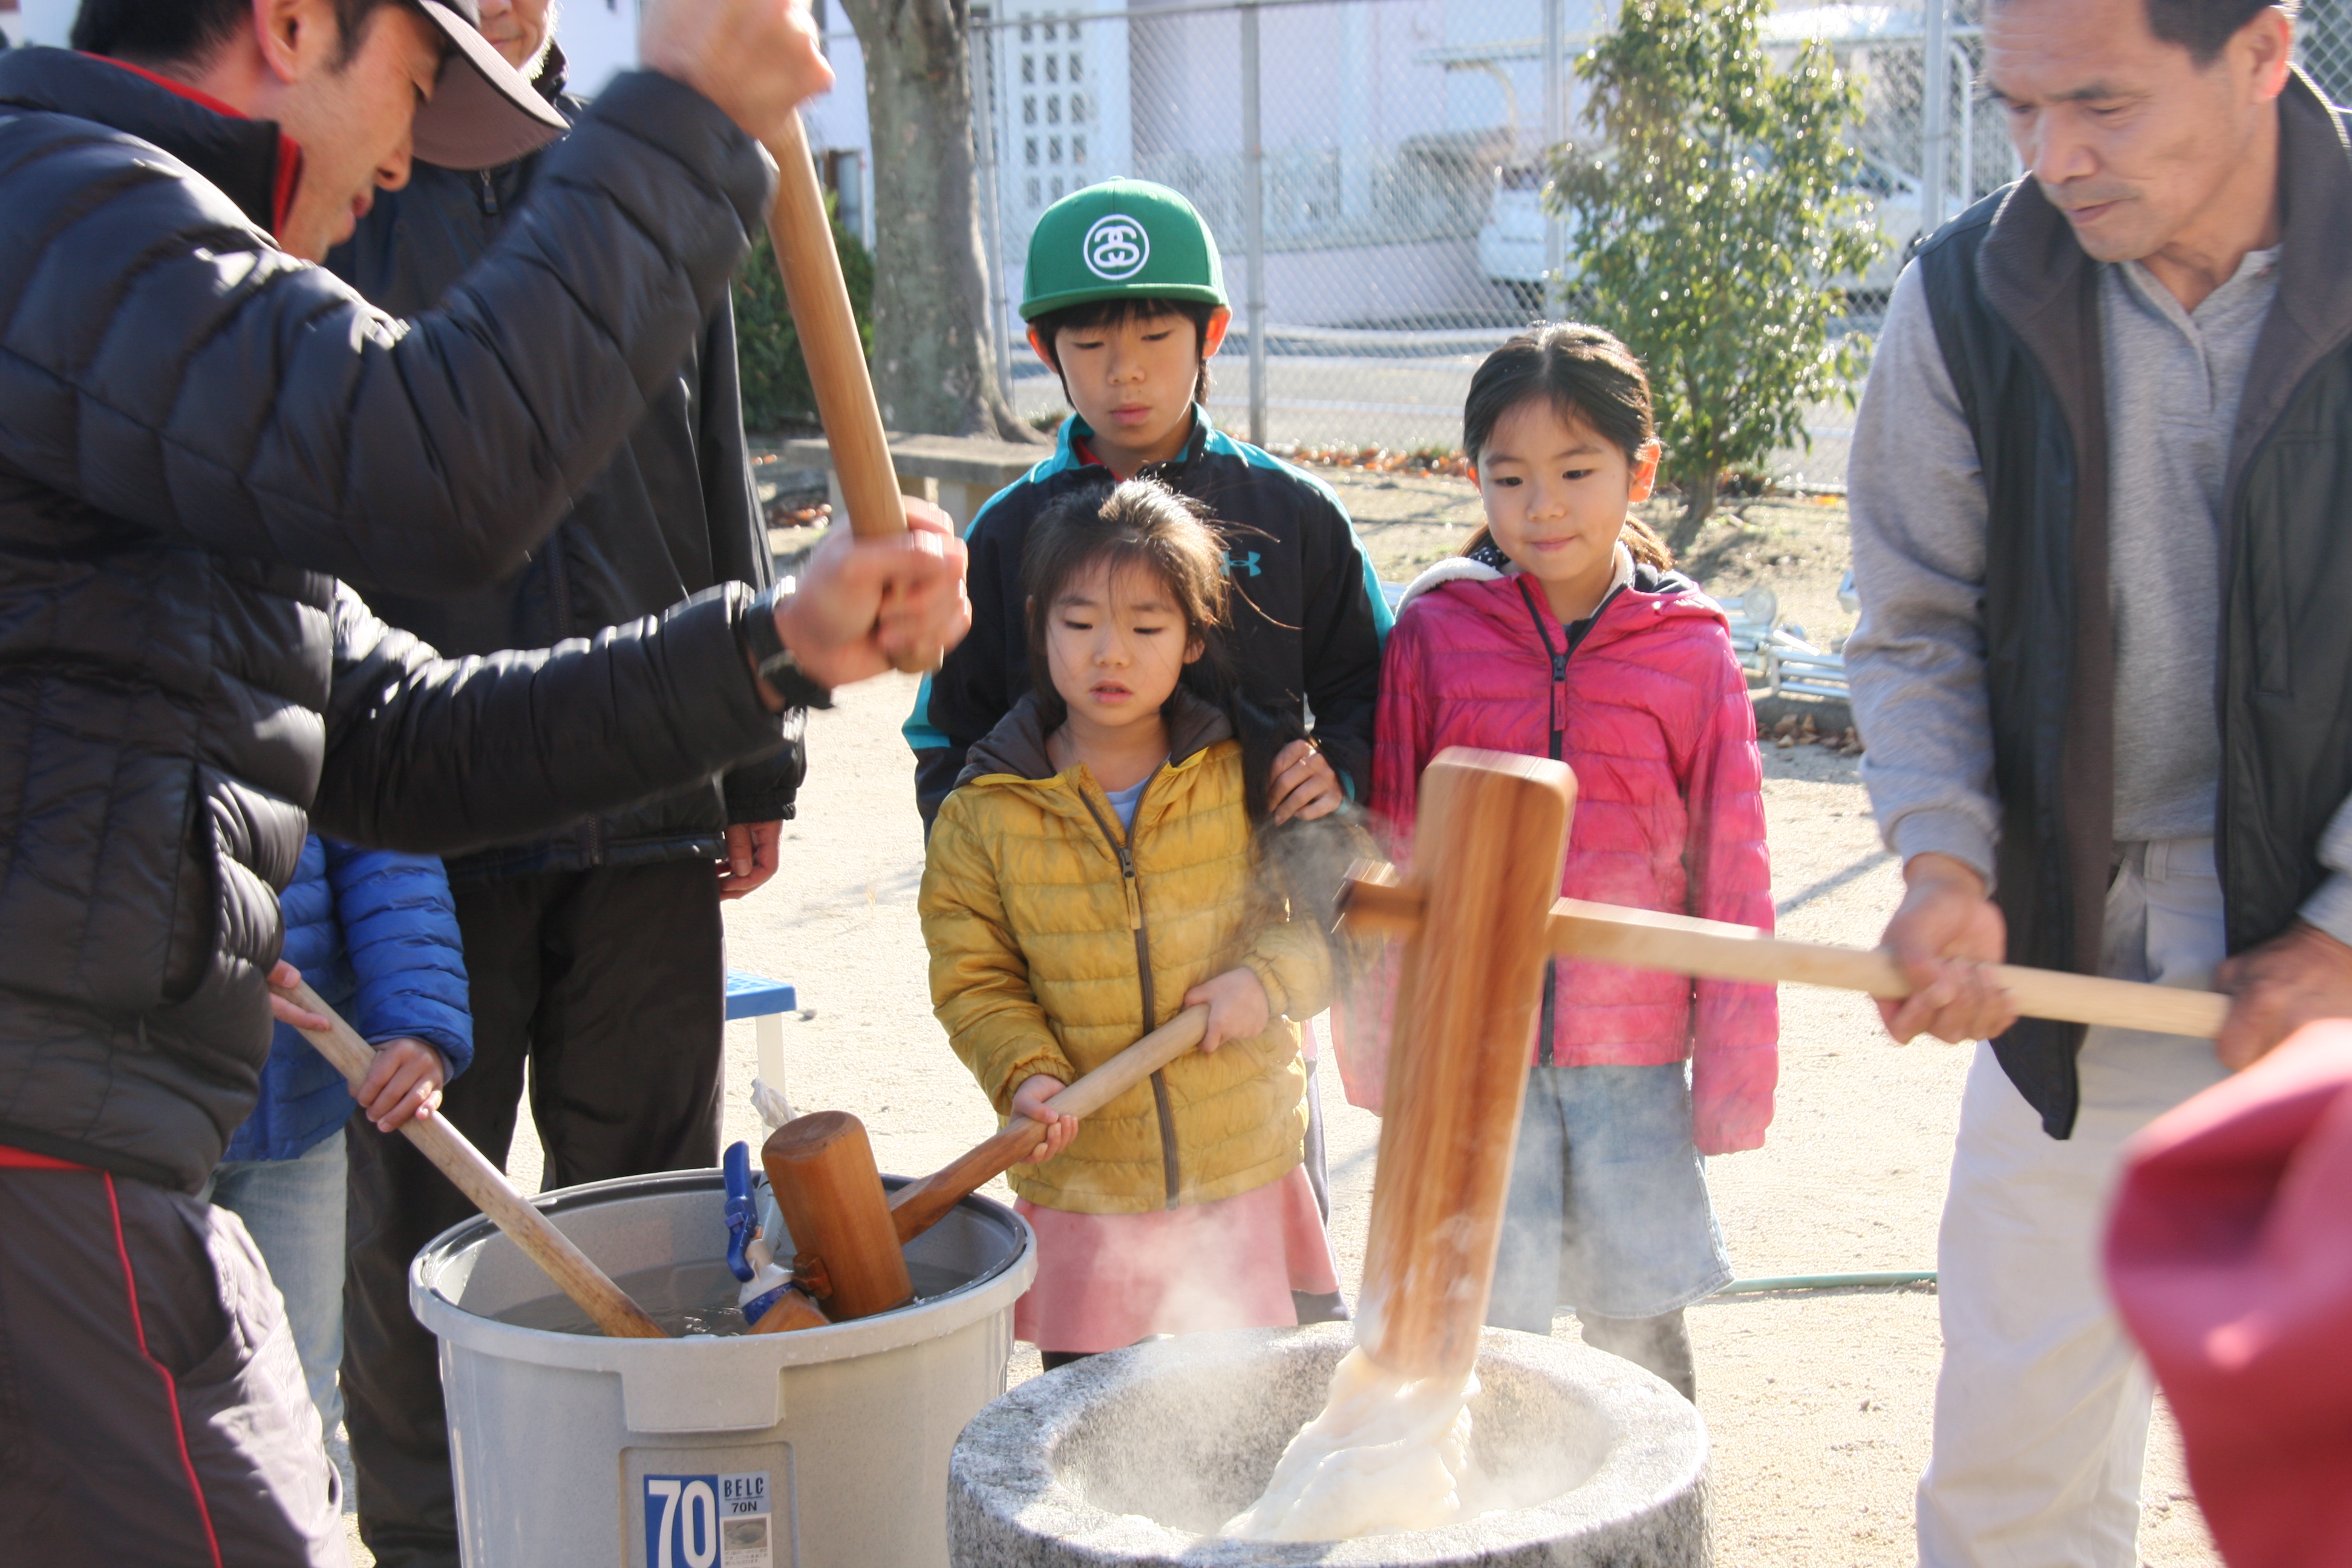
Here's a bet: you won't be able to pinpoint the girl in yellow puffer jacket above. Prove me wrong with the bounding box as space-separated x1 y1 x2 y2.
920 479 1356 1368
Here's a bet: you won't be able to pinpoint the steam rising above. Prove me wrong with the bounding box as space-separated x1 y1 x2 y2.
1220 1347 1480 1541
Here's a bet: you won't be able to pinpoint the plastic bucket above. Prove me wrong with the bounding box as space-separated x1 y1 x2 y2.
411 1169 1036 1567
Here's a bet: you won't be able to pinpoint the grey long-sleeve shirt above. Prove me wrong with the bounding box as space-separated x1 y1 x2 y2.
1846 251 2352 944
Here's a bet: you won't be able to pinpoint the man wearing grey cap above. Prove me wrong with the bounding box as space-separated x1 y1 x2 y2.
0 0 969 1562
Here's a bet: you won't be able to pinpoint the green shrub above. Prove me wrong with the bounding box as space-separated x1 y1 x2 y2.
733 199 876 431
1553 0 1883 546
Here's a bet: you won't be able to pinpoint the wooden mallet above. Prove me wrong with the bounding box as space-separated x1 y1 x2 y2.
748 1004 1214 1333
276 976 667 1339
1354 748 1575 1382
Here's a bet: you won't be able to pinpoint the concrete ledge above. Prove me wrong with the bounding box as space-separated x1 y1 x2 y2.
1751 693 1854 735
782 432 1048 529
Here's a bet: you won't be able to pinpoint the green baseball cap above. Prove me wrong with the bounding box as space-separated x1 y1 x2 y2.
1020 179 1229 320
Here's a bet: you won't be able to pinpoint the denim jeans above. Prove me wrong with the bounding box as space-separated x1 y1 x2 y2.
206 1126 348 1437
1486 1062 1731 1328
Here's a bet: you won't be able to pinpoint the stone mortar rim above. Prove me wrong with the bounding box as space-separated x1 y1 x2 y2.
948 1321 1711 1566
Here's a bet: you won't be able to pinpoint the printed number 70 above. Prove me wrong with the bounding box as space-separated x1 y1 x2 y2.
646 1477 720 1568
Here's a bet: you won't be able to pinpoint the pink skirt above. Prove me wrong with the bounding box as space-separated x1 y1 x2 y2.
1013 1165 1342 1353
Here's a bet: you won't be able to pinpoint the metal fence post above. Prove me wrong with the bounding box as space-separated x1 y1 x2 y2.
1920 0 1950 234
1241 0 1269 448
972 19 1014 408
1542 0 1564 299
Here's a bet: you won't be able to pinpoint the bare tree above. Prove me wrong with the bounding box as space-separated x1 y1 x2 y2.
837 0 1039 441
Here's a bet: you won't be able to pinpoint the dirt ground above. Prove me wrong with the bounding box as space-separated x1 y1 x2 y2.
341 485 2218 1564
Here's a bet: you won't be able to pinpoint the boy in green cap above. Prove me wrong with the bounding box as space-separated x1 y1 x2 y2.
907 178 1390 821
906 180 1390 1279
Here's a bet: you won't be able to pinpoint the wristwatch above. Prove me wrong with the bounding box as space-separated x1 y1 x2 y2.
740 581 834 710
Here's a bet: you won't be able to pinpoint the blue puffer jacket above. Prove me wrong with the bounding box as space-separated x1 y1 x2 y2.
222 837 473 1163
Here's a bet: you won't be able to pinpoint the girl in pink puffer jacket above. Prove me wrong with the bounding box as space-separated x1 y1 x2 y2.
1339 322 1775 1400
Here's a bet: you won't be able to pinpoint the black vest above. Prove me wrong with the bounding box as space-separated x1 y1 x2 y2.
1914 72 2352 1135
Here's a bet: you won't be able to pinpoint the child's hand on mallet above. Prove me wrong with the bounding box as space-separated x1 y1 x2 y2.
1010 1075 1079 1164
1183 967 1272 1053
1267 739 1343 823
353 1039 450 1133
266 961 330 1032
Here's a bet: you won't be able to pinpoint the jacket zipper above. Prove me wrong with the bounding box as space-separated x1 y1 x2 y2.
477 169 502 217
1514 578 1621 1067
1077 782 1182 1208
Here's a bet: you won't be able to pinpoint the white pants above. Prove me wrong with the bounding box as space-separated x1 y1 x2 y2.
1917 838 2230 1568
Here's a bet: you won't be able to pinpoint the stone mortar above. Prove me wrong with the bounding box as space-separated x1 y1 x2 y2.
949 1322 1711 1567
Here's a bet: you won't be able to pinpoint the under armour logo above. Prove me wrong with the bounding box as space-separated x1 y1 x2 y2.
1225 550 1263 578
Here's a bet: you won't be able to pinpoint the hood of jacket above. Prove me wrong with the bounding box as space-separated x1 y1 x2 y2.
1396 538 1723 648
0 47 297 236
958 683 1236 791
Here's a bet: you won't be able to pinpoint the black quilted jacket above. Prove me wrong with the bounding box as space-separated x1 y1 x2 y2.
329 53 802 881
0 48 786 1188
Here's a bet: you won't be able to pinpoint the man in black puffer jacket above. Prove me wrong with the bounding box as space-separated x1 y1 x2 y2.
322 11 803 1550
0 1 969 1562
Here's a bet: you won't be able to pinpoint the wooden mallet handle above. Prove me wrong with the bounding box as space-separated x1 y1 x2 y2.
750 1006 1215 1334
886 1004 1212 1243
276 977 665 1339
762 111 904 542
1358 751 1575 1382
1339 872 2232 1040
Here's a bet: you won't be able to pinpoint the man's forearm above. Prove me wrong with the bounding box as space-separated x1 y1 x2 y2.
316 586 785 854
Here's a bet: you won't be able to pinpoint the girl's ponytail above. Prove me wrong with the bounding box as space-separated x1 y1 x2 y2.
1621 513 1673 571
1459 321 1674 571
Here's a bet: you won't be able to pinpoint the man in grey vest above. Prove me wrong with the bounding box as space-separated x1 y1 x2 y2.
1846 0 2352 1560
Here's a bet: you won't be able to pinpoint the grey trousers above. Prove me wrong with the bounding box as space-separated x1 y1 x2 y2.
1918 838 2231 1567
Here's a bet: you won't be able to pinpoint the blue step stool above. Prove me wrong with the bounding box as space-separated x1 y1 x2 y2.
726 970 801 1103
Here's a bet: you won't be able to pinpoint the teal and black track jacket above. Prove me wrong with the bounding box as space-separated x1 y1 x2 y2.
906 410 1393 825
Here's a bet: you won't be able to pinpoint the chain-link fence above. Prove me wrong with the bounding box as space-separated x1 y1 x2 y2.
965 0 2348 486
971 0 1624 458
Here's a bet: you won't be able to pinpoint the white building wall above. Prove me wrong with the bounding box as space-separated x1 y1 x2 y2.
985 0 1132 292
552 0 877 247
554 0 639 94
15 0 71 46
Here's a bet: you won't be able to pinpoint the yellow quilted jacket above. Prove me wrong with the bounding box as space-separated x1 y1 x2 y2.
920 690 1334 1214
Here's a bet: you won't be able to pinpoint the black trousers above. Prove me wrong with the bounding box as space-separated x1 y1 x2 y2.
0 1167 344 1567
342 860 725 1568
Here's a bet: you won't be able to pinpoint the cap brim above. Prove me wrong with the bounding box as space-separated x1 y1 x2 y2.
1019 282 1229 321
411 0 568 170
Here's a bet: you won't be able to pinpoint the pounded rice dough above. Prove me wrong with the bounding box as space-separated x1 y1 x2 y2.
1221 1347 1478 1542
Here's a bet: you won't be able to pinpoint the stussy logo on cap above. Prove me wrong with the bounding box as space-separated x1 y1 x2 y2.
1082 214 1150 281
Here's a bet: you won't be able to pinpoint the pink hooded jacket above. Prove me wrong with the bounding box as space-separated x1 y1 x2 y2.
1334 547 1779 1154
